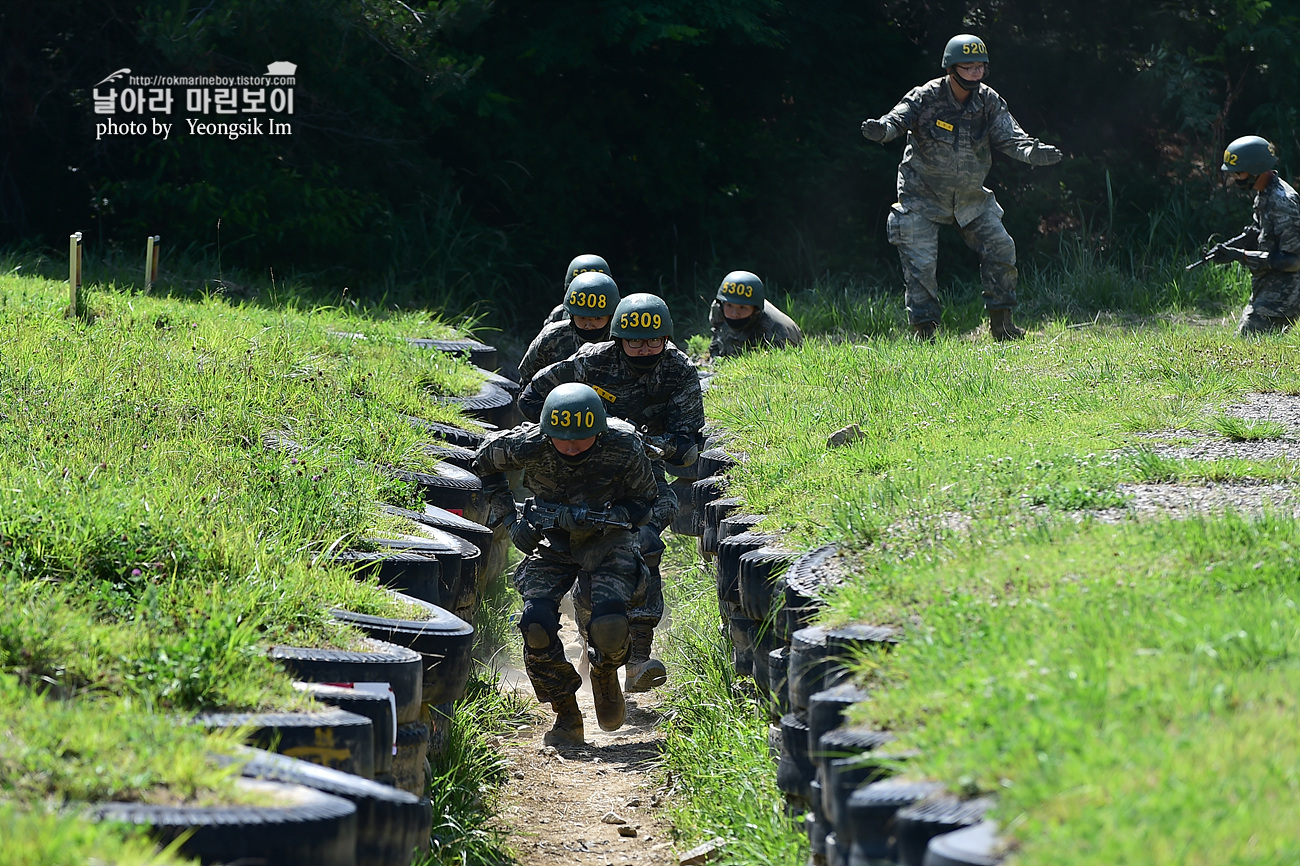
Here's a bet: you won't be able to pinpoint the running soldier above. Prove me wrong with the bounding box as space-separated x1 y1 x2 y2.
519 272 620 385
519 293 704 693
539 253 612 329
1200 135 1300 335
709 270 803 359
861 34 1062 341
474 383 658 746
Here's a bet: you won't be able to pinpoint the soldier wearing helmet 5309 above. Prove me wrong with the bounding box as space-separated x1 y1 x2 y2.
519 293 704 693
473 383 658 746
539 254 613 329
1202 135 1300 336
708 270 803 359
519 272 621 385
861 34 1062 342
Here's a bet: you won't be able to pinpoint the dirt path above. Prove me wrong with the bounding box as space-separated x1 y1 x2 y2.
493 606 679 866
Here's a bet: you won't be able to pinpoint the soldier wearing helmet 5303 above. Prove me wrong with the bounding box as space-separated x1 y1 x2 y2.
1202 135 1300 336
519 294 704 693
861 34 1062 342
539 254 613 329
473 383 658 746
519 272 621 385
708 270 803 359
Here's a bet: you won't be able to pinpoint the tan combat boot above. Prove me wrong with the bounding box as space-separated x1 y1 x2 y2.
989 309 1025 342
590 667 627 732
624 625 667 693
543 694 585 747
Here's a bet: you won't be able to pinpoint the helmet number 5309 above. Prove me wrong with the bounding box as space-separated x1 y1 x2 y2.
619 312 662 329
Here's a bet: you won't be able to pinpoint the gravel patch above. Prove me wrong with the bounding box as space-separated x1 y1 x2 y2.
1085 480 1300 523
1132 392 1300 462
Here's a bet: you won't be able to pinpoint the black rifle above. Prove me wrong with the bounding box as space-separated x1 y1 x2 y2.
1186 229 1257 271
521 497 633 531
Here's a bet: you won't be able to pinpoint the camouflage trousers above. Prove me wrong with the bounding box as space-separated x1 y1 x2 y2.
513 527 643 703
574 524 664 635
887 200 1018 325
1238 273 1300 336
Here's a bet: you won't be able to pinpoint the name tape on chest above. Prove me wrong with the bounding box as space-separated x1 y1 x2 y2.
592 385 618 403
935 119 954 132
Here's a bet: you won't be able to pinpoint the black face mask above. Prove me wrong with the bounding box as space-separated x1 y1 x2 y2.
726 311 759 330
624 352 663 372
573 322 610 343
556 448 593 465
952 72 981 92
1234 175 1256 190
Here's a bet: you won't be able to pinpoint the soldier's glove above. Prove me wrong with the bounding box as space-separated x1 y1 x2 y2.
508 515 544 554
554 505 587 533
1207 244 1247 265
861 119 888 142
606 505 631 526
1029 143 1063 166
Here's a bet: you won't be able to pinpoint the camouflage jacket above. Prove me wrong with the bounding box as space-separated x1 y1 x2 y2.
519 321 584 385
708 299 803 359
874 78 1056 226
541 303 567 329
1241 175 1300 302
473 423 658 525
518 341 705 450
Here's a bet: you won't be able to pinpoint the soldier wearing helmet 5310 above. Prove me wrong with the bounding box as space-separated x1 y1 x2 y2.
539 254 613 329
708 270 803 359
473 383 658 746
519 272 621 385
519 293 704 692
1202 135 1300 336
861 34 1062 342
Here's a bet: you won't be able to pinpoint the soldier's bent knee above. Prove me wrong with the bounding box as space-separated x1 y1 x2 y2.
519 598 561 652
588 600 630 655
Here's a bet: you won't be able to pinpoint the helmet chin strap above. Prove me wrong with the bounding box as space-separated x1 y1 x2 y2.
951 71 980 92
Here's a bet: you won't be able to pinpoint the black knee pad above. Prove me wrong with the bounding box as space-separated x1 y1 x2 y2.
519 598 560 652
588 600 629 655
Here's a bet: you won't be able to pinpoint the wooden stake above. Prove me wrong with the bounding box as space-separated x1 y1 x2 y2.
68 232 83 317
146 235 160 290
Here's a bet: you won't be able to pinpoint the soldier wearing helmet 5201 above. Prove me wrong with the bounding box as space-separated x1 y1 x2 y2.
519 272 621 385
519 293 704 693
1200 135 1300 336
473 383 658 746
708 270 803 359
861 34 1062 342
539 254 613 329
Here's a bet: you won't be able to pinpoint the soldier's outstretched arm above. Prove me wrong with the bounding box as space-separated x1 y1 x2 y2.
989 102 1061 166
517 358 578 424
471 431 527 527
861 90 918 144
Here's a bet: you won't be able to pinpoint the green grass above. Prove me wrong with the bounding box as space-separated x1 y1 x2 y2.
702 317 1300 863
1208 415 1289 441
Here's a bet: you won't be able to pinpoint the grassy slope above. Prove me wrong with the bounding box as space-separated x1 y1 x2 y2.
0 272 486 859
702 320 1300 863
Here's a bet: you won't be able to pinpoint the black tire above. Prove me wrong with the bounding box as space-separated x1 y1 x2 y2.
705 495 744 534
783 545 841 642
809 683 871 767
846 780 947 866
777 712 815 807
728 612 755 677
691 476 726 522
896 797 995 866
382 461 488 525
92 778 358 866
697 447 739 480
822 751 895 849
370 533 467 610
717 529 776 607
816 726 896 764
270 639 424 726
751 626 782 697
384 504 493 555
475 365 520 396
331 592 474 706
239 748 432 866
421 440 477 471
668 475 701 536
408 337 498 371
789 626 844 712
295 682 397 777
923 821 1004 866
331 548 443 606
699 524 718 560
739 546 796 623
717 512 765 545
437 379 514 429
393 720 431 796
767 722 782 762
826 830 841 866
194 709 376 780
827 623 903 658
768 646 791 721
809 778 828 853
401 415 487 450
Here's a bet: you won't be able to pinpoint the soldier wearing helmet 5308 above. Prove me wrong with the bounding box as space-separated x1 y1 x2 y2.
861 34 1062 342
519 293 704 693
519 272 621 385
1202 135 1300 336
473 383 658 746
539 254 613 329
708 270 803 359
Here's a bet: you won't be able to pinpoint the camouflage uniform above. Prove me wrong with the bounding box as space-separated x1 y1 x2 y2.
541 303 567 328
708 299 804 359
869 78 1060 325
473 423 657 703
1235 174 1300 335
518 341 705 630
519 320 586 385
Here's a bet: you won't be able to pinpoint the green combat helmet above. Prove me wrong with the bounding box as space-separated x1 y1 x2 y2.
563 272 619 318
716 270 765 308
941 33 989 69
564 254 611 288
540 382 608 439
1222 135 1278 176
611 293 673 340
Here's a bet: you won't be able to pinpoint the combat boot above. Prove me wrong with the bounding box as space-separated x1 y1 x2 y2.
624 625 667 693
590 666 626 732
543 694 584 747
910 321 938 343
989 308 1025 342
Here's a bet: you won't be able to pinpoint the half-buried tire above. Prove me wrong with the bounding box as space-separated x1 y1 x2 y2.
195 710 375 780
330 549 442 606
402 415 487 450
896 797 995 866
295 682 397 777
407 337 497 371
383 504 493 555
379 461 487 524
392 720 432 796
270 639 424 725
92 778 357 866
436 379 514 429
924 821 1006 866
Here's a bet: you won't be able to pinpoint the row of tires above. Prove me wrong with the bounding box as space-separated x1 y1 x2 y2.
93 337 513 866
693 447 1008 866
